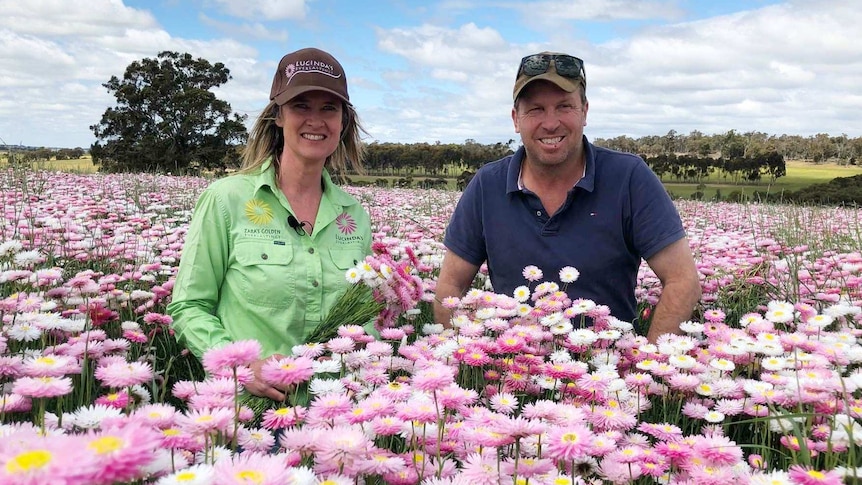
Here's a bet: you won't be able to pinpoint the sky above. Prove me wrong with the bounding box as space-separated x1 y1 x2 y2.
0 0 859 149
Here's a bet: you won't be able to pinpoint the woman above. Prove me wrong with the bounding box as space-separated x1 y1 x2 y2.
168 47 372 401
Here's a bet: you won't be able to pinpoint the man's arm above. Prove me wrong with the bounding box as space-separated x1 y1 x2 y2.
644 237 701 343
434 249 481 328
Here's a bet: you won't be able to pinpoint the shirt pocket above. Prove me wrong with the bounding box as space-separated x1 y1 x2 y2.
329 247 366 270
234 240 296 309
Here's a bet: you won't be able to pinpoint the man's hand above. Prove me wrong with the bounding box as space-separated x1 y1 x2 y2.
434 250 481 328
246 355 288 401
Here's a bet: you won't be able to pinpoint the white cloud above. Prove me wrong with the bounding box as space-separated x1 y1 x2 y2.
511 0 685 21
364 0 862 144
0 0 159 36
210 0 308 20
199 13 290 41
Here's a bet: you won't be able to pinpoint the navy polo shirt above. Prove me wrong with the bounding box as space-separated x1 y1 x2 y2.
444 137 685 322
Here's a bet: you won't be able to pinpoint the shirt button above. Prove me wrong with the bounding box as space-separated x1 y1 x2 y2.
536 210 542 216
312 280 319 287
260 253 268 260
308 248 315 254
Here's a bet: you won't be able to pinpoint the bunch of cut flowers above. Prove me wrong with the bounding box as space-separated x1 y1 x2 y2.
243 241 433 417
306 240 430 344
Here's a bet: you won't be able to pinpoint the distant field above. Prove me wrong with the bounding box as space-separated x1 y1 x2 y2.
663 160 862 199
0 155 97 173
2 156 860 197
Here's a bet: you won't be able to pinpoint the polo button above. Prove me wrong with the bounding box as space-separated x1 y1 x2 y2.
261 253 268 260
536 210 542 216
308 248 315 254
312 280 319 287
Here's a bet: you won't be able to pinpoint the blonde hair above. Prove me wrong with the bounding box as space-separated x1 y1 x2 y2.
238 100 367 175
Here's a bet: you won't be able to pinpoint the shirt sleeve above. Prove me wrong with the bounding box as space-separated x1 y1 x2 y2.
629 160 686 260
167 187 233 360
443 174 487 266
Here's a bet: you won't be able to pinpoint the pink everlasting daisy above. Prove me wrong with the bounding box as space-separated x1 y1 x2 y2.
310 393 353 420
412 362 455 392
0 393 31 413
522 265 543 282
22 355 77 377
12 376 73 399
176 407 234 435
261 406 306 430
201 340 261 373
459 452 501 485
0 434 100 484
211 452 291 485
370 416 405 436
356 451 408 475
545 423 595 460
260 356 314 387
236 427 275 453
82 422 162 484
315 425 373 472
788 465 843 485
94 361 153 388
95 391 131 409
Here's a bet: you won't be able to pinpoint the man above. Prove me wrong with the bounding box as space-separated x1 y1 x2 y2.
434 52 701 343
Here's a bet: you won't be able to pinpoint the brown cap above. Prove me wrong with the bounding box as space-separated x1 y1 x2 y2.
270 47 349 105
513 51 584 101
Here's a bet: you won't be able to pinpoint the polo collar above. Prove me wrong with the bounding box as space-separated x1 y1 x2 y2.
505 136 596 194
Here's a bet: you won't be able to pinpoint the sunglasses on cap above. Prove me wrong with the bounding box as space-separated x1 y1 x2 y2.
518 54 586 84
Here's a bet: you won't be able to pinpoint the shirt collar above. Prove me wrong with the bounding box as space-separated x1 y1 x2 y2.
252 158 357 207
506 136 596 194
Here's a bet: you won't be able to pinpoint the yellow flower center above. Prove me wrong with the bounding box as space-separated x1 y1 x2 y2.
6 450 52 474
236 470 264 483
176 471 197 481
561 432 579 443
88 436 124 454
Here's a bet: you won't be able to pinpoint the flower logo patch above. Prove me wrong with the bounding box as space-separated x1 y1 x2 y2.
335 213 357 235
244 199 274 225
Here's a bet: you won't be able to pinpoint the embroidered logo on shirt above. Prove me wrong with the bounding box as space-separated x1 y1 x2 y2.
244 199 274 225
335 213 357 235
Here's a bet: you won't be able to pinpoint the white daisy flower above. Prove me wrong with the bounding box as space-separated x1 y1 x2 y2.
703 410 726 423
512 285 531 302
6 323 42 342
308 377 345 395
709 358 736 372
668 354 697 369
559 266 580 283
14 250 43 267
0 240 23 257
568 328 598 346
64 404 124 430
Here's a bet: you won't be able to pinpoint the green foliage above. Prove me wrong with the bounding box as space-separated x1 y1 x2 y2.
645 151 786 186
789 174 862 206
362 140 513 175
90 51 248 174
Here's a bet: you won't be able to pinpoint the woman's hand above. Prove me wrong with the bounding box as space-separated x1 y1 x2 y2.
246 355 287 401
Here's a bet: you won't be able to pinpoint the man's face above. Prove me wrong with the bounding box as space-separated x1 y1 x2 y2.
512 81 588 169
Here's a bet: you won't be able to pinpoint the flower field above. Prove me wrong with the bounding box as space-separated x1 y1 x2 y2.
2 167 862 484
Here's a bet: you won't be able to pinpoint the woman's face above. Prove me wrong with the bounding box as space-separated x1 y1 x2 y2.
276 90 344 165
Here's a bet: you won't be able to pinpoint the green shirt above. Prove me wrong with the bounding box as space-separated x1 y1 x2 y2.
167 161 372 360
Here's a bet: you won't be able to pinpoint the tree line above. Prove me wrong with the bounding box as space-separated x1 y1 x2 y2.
595 129 860 166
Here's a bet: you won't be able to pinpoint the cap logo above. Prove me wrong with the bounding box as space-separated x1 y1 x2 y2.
284 59 342 86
